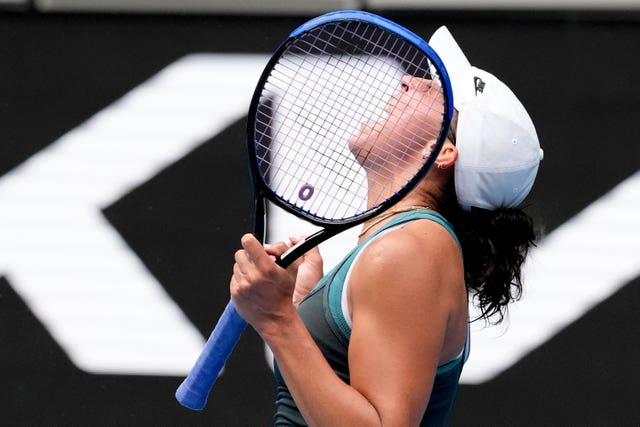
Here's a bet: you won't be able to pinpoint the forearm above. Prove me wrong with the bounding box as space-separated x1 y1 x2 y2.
258 314 383 427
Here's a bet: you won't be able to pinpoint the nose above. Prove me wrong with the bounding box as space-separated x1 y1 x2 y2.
401 75 431 93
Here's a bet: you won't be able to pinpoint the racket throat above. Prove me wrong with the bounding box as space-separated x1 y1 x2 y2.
276 228 338 268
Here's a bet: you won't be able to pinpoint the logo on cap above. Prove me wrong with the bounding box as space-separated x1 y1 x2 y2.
474 76 485 96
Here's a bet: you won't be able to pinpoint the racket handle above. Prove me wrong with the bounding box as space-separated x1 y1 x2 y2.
175 299 247 410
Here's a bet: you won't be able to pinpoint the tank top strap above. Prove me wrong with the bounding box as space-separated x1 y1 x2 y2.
376 209 461 252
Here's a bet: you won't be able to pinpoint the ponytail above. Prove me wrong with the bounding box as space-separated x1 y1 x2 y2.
450 206 538 324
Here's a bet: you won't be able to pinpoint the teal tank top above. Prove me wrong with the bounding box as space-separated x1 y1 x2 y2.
274 210 469 426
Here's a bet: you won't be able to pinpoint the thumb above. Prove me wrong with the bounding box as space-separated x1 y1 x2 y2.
240 233 273 267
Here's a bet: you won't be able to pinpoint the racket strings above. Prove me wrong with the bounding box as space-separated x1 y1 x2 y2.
262 51 381 213
254 20 447 221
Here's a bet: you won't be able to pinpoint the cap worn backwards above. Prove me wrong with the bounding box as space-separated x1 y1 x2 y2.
429 26 544 211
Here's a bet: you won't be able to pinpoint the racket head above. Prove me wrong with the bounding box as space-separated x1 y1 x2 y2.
247 10 453 228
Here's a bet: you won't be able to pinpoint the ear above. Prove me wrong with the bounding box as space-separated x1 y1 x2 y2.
426 140 458 170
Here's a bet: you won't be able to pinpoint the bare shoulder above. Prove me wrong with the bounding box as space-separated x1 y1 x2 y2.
350 218 464 304
359 219 461 277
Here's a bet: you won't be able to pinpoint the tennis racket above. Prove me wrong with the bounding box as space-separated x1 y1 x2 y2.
176 10 453 410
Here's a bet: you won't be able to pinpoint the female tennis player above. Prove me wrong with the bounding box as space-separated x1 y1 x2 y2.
230 26 543 426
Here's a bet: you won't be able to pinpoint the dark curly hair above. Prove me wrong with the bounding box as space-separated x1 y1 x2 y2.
441 182 538 324
456 207 536 323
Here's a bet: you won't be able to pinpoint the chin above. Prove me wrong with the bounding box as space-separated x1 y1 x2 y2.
348 139 367 166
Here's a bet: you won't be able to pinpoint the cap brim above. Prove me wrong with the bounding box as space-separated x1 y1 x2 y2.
428 26 475 109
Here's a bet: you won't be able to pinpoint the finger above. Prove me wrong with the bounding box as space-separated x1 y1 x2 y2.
289 235 322 260
233 248 252 273
240 233 262 257
232 260 244 279
288 235 306 246
264 240 290 258
241 233 274 270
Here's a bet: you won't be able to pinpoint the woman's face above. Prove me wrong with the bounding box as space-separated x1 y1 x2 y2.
348 75 445 174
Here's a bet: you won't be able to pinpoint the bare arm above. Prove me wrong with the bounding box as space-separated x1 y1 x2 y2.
347 222 465 426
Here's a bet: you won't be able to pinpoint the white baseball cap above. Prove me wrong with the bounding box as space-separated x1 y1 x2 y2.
429 26 544 211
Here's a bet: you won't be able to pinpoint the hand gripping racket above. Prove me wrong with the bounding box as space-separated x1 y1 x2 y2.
176 10 453 410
